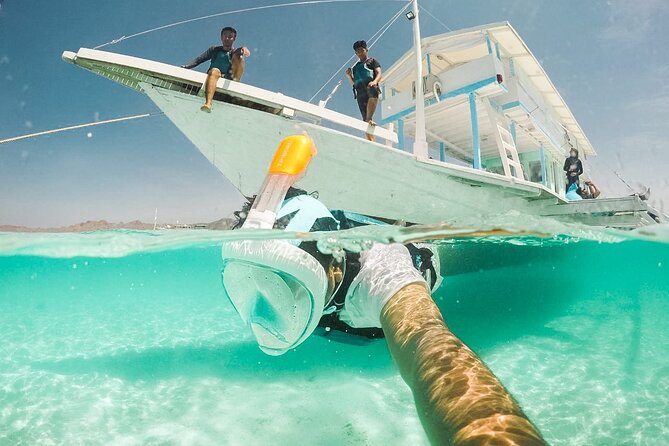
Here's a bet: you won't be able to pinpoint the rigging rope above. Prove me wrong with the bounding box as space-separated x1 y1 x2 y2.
418 5 453 32
93 0 407 49
307 1 410 103
0 113 162 145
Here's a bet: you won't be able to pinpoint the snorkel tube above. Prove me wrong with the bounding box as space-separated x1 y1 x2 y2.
221 135 328 356
243 135 317 229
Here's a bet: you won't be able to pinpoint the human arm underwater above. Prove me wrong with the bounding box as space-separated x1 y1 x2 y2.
381 284 547 446
341 244 547 446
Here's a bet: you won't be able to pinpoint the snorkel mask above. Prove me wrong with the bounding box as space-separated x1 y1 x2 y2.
221 239 329 355
221 135 337 355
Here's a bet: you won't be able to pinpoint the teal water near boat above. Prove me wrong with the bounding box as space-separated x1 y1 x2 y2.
0 225 668 445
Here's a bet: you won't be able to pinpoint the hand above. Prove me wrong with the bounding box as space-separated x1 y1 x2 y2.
368 80 378 88
345 67 353 78
339 243 428 328
234 47 250 58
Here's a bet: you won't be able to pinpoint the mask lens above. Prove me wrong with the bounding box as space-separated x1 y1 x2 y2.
221 260 315 355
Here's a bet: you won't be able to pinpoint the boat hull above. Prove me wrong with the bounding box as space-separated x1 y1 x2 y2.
143 84 539 224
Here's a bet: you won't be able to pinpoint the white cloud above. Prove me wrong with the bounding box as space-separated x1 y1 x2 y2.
600 0 669 45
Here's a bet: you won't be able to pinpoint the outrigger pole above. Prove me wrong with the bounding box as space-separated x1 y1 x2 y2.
0 113 156 145
410 0 428 160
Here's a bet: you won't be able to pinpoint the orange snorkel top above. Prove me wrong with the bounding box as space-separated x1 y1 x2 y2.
242 135 317 229
268 134 317 176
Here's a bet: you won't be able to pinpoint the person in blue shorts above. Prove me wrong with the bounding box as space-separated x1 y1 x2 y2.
345 40 382 141
182 26 251 113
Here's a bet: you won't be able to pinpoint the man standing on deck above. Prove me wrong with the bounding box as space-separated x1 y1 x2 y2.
345 40 382 142
563 148 583 192
181 26 251 113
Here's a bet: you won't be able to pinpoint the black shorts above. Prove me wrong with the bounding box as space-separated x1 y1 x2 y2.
354 84 380 120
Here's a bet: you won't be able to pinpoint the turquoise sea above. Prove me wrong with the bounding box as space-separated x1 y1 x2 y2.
1 222 668 445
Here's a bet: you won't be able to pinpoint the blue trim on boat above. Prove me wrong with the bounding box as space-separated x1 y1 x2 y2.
485 33 493 55
539 144 547 186
439 142 445 161
397 119 404 151
380 76 499 125
502 100 521 110
469 92 481 169
501 100 565 152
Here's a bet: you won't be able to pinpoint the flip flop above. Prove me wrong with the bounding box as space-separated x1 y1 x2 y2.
200 104 212 113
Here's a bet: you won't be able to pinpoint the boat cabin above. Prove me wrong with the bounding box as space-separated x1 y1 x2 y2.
379 22 596 198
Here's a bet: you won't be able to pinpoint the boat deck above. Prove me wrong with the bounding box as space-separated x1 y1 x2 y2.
541 196 665 228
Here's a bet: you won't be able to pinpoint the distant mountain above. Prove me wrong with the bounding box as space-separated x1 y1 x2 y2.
0 220 154 233
1 217 239 233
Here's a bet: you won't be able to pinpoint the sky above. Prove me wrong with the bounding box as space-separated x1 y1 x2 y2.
1 0 668 227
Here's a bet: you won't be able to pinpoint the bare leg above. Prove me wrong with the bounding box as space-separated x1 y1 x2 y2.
202 68 222 112
231 54 245 81
365 97 378 142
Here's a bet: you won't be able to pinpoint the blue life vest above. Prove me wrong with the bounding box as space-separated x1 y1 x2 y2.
352 59 375 86
209 49 233 79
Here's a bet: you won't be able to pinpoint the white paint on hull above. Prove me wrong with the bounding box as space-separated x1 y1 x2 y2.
143 84 538 223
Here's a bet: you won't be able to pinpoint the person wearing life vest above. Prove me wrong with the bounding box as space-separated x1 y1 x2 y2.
182 26 251 113
345 40 382 142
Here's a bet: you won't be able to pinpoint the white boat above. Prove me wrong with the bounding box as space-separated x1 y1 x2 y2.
62 14 664 229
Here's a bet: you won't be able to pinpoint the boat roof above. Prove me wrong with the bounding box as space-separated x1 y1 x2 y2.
382 21 596 157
